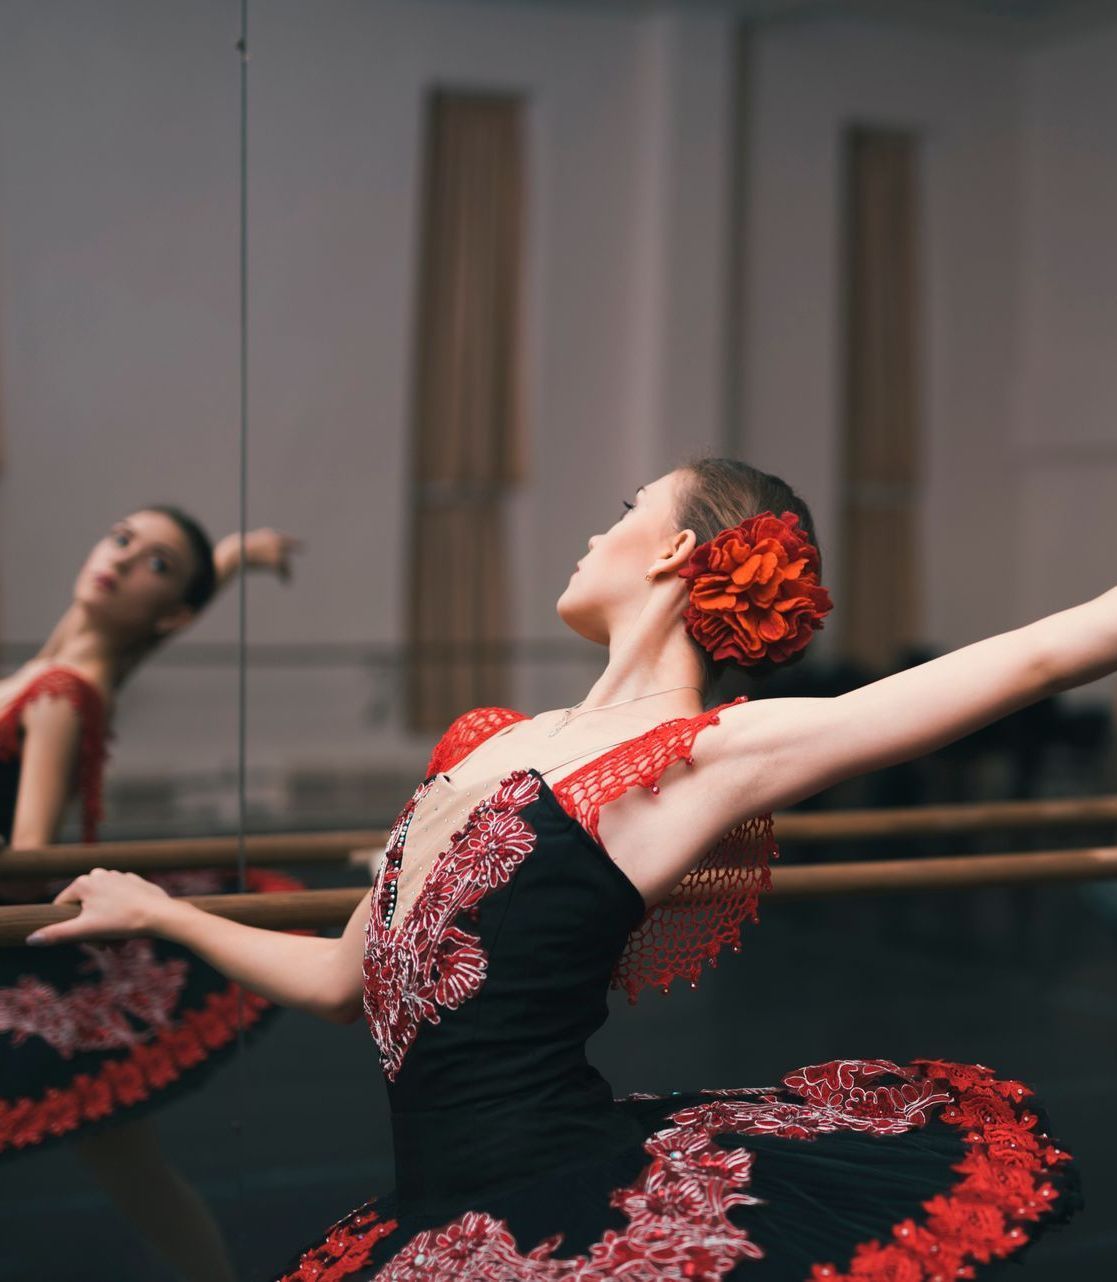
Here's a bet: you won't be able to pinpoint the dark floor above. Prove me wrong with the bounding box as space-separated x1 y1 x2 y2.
1 876 1114 1281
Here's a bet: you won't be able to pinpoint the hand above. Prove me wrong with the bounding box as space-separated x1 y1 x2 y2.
25 868 173 946
215 528 303 583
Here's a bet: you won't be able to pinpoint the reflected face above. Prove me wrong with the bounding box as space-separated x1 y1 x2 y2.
556 470 690 644
75 510 198 640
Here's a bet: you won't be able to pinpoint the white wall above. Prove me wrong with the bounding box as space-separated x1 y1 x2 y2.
739 12 1117 707
1016 22 1117 712
0 0 735 794
740 17 1025 660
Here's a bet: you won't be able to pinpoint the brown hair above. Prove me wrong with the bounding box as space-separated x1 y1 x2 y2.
674 457 824 693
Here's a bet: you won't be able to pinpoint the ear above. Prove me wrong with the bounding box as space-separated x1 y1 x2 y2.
152 605 196 639
645 528 698 582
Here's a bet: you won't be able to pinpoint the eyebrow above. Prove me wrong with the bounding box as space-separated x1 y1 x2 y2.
636 485 646 496
114 523 182 569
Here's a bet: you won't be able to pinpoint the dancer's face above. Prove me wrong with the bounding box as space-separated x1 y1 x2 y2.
75 510 198 641
556 470 696 645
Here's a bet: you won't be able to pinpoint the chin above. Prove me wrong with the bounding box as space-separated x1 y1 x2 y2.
555 591 608 647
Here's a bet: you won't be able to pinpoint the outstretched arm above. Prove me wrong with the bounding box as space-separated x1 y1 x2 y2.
600 586 1117 902
26 870 372 1025
732 584 1117 810
212 527 302 591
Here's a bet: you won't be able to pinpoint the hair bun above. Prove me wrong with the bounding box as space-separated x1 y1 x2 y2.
679 510 833 667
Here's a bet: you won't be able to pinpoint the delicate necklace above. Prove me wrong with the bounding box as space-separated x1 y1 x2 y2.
545 685 702 738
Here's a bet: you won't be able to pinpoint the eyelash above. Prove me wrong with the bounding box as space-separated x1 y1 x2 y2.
110 530 169 574
622 500 635 514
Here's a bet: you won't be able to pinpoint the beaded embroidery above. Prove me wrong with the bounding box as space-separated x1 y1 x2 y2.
363 770 542 1080
415 703 777 1006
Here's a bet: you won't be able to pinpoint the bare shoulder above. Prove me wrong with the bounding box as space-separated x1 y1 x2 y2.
20 689 85 740
595 695 840 904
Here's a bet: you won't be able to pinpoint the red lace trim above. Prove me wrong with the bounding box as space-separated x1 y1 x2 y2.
277 1203 400 1281
423 701 775 1005
0 867 304 1154
0 981 270 1154
426 707 528 776
551 697 775 1004
364 771 542 1080
0 667 110 843
807 1059 1074 1282
342 1059 1071 1281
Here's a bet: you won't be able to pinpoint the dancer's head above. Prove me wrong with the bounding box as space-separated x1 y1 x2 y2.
556 458 824 692
74 506 217 653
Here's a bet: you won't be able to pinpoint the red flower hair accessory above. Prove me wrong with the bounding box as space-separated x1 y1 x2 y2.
679 510 833 666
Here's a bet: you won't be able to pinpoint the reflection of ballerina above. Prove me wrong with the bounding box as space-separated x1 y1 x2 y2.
0 506 302 1282
36 462 1089 1280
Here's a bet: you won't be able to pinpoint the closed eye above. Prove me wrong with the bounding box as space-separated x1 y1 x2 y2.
621 500 635 515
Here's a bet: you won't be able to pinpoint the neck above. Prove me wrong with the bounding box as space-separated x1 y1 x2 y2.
580 581 705 716
38 606 128 688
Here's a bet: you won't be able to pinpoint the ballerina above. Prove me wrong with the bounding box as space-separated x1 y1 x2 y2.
29 461 1090 1280
0 506 301 1282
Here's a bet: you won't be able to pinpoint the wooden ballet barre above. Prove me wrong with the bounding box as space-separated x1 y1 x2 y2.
2 794 1117 879
2 846 1116 944
0 830 378 878
774 794 1117 841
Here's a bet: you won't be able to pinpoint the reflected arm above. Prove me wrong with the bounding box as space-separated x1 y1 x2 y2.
7 695 83 849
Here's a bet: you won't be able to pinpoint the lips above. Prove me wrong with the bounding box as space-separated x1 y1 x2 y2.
93 572 117 593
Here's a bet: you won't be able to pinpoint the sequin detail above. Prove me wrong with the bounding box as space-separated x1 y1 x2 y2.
363 770 542 1080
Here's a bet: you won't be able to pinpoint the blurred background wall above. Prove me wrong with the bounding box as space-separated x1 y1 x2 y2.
4 1 1116 829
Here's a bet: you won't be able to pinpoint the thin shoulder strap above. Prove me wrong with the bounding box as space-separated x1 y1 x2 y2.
426 706 529 776
550 698 746 843
550 696 777 1004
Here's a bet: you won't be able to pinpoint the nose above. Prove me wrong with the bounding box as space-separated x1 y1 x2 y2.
587 535 598 552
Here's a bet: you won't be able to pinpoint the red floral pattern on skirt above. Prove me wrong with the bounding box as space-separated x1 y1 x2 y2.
275 1057 1072 1282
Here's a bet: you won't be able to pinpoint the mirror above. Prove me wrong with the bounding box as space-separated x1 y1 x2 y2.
0 5 254 1279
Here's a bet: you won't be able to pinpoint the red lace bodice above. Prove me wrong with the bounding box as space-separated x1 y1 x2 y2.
0 667 110 843
424 703 776 1003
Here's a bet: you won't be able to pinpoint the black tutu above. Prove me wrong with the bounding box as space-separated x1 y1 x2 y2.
269 706 1084 1281
276 1064 1080 1281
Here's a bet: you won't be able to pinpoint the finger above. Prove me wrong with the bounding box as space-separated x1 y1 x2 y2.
26 914 90 947
52 876 90 905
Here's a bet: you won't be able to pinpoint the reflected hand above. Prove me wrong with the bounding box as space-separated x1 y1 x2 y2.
214 528 303 584
240 528 303 581
26 868 172 946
